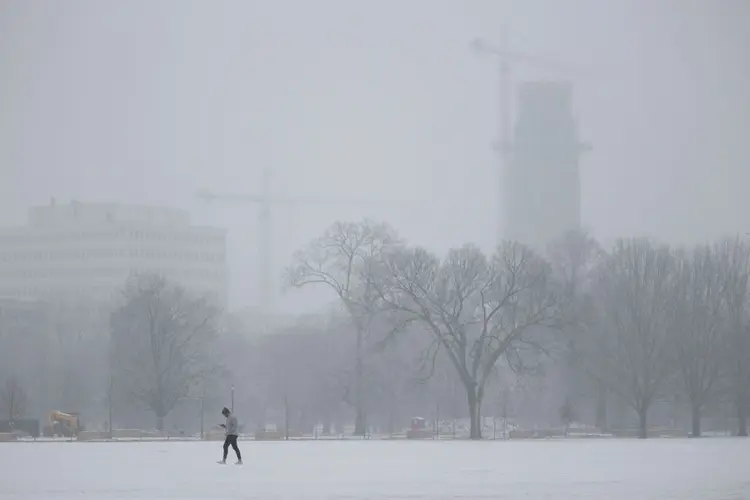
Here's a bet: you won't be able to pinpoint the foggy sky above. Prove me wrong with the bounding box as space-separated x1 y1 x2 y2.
1 0 748 313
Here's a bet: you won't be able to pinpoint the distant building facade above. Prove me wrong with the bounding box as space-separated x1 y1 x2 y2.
503 81 589 251
0 200 227 306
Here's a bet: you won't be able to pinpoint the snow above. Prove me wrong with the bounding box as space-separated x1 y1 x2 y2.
1 439 748 499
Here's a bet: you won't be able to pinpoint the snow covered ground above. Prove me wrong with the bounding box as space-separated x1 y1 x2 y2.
1 438 748 499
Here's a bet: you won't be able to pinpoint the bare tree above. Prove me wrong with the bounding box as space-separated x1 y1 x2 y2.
250 316 353 435
110 274 221 431
0 300 48 418
715 236 750 436
546 229 608 430
285 220 401 435
47 299 109 414
546 229 603 306
0 376 27 421
591 238 676 439
670 244 726 437
370 241 563 439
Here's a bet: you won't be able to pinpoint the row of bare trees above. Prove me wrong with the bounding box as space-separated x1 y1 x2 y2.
286 220 567 439
286 220 750 439
2 221 749 440
0 296 109 423
108 274 222 431
236 314 438 436
0 274 223 433
570 236 750 438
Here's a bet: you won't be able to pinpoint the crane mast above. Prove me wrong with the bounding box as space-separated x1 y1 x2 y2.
198 170 402 330
471 25 579 245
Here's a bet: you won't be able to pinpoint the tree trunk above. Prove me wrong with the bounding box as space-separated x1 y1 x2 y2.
200 397 205 439
284 394 290 440
353 328 366 436
467 388 482 440
737 395 748 437
690 404 701 438
387 397 395 436
108 376 114 439
595 383 608 432
637 406 647 439
156 415 164 432
354 407 366 436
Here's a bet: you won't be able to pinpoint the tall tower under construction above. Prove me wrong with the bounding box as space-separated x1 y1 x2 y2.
503 81 588 251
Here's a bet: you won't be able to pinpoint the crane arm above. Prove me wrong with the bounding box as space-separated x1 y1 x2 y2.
196 189 263 203
197 189 408 206
471 37 581 75
269 197 405 206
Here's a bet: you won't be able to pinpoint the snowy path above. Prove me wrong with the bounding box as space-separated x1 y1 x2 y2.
1 439 747 499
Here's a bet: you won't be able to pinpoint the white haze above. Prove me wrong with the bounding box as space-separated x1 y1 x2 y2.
1 0 748 312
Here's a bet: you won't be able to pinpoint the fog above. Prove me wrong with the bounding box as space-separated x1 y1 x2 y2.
1 0 749 449
2 0 748 312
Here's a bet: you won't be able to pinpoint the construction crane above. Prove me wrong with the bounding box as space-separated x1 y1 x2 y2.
198 167 403 327
470 25 580 243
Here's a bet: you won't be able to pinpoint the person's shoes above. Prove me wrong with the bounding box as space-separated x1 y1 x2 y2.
235 460 243 465
217 460 226 464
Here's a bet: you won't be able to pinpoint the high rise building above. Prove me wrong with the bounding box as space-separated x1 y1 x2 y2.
503 81 589 251
0 200 228 306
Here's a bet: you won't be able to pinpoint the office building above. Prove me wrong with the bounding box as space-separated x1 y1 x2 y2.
0 200 227 306
503 81 589 251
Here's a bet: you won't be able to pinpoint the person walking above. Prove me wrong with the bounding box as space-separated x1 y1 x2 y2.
218 406 242 465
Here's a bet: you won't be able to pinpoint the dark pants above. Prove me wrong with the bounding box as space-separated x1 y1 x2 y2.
223 434 241 461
